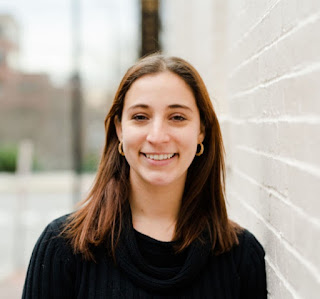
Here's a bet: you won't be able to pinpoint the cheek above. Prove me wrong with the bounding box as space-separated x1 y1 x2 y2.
179 127 201 144
122 128 145 150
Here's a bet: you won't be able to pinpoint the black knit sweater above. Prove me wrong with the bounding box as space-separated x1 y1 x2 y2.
22 214 267 298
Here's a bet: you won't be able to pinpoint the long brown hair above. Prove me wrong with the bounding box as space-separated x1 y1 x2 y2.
62 53 240 261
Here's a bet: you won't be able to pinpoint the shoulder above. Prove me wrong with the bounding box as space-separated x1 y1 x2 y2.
232 228 265 271
236 228 265 257
39 213 70 242
23 214 76 298
32 214 74 262
45 213 70 234
230 228 267 297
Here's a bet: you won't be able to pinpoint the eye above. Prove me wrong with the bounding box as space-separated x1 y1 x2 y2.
132 114 148 121
171 114 186 121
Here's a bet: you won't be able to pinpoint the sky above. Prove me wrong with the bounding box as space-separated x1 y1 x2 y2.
0 0 140 104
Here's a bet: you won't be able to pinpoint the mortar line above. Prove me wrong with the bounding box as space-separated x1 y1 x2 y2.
232 166 320 228
229 191 320 283
230 62 320 100
265 256 301 299
220 115 320 125
236 145 320 178
229 12 320 79
229 0 281 55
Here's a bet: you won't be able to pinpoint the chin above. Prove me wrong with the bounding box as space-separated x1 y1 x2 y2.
145 176 175 187
147 180 171 186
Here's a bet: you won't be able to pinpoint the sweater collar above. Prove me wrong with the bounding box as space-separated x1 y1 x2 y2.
115 213 211 293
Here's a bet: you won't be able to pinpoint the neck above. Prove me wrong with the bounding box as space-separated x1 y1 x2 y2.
129 174 186 241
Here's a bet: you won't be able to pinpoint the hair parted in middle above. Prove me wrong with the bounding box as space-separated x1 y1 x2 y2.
62 53 240 261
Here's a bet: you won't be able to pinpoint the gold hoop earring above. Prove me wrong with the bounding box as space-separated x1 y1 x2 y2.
118 141 125 156
195 143 204 156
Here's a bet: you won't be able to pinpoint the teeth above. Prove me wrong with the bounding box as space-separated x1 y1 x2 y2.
145 153 175 160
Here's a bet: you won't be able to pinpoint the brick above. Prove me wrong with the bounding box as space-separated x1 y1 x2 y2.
229 0 283 72
225 121 320 167
229 0 320 71
227 163 320 268
229 145 320 218
229 16 320 95
266 260 299 299
228 67 320 119
227 194 320 298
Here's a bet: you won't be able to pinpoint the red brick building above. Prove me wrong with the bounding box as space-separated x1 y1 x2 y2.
0 15 71 170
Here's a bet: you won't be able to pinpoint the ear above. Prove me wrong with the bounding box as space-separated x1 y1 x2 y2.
198 122 205 143
114 116 122 141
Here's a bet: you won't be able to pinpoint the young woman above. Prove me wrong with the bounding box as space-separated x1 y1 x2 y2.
23 54 267 298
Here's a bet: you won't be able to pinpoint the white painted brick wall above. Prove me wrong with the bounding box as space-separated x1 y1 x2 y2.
161 0 320 297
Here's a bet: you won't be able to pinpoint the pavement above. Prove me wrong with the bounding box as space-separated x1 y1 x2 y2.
0 172 96 299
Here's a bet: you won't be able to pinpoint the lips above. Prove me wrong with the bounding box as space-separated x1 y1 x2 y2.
142 153 176 161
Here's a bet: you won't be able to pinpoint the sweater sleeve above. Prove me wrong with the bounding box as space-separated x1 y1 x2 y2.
22 215 75 299
236 229 267 299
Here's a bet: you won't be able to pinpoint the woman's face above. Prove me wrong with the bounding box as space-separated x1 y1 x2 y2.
115 71 204 188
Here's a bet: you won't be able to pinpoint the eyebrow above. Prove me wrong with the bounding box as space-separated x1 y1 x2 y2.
127 103 193 112
127 104 149 111
168 104 193 111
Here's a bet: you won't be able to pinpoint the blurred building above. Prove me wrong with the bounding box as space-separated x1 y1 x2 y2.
0 14 19 74
0 14 71 170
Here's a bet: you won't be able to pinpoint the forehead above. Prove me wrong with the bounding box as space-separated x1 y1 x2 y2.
123 71 197 110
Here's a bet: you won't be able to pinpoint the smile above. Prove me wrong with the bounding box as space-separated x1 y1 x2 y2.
143 153 176 161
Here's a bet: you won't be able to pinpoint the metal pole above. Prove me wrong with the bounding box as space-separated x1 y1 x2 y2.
14 140 34 270
71 0 83 205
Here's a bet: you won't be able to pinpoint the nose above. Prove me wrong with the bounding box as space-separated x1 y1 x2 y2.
146 119 170 144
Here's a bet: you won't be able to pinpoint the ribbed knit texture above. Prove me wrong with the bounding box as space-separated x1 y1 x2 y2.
22 215 267 298
134 229 187 268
